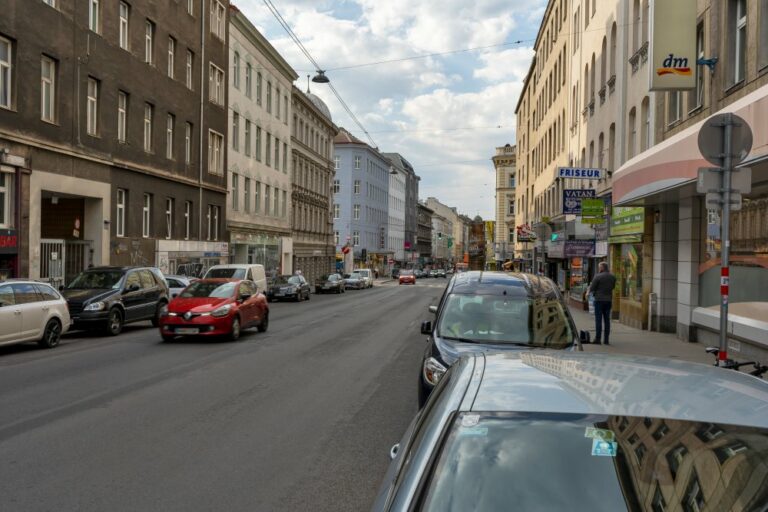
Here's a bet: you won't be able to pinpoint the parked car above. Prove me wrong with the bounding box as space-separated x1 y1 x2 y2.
373 351 768 512
354 268 374 288
436 269 447 278
164 275 195 298
399 269 416 285
429 269 439 278
62 266 170 336
417 271 580 406
315 274 346 294
267 275 311 302
202 264 267 294
159 279 267 341
0 280 71 349
344 272 366 290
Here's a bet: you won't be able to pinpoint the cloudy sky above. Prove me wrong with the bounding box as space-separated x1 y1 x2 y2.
236 0 546 219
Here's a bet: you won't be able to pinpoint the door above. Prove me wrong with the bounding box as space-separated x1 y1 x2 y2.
12 283 45 340
237 281 256 326
139 269 161 319
0 284 22 344
40 238 65 289
121 271 144 322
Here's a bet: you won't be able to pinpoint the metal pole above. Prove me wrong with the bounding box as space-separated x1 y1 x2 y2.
718 113 733 365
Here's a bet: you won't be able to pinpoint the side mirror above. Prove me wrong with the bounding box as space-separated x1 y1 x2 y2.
172 293 178 298
389 443 400 461
579 330 591 344
428 305 437 314
421 321 432 335
126 283 140 292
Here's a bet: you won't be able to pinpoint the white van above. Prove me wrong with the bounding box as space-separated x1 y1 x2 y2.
354 269 374 288
203 264 268 293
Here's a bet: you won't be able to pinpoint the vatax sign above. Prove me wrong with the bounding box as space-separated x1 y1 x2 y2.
650 0 697 90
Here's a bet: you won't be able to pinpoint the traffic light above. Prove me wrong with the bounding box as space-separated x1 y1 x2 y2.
551 232 559 242
361 248 367 260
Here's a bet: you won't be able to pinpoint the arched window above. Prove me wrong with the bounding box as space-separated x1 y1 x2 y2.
584 64 590 105
590 53 596 99
628 107 637 158
642 1 649 45
600 37 607 86
598 132 605 169
640 96 650 151
610 23 617 77
632 0 641 52
608 123 616 171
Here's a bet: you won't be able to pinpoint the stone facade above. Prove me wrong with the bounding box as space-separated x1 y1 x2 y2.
492 144 516 262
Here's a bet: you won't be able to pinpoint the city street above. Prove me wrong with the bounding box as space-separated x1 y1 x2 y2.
0 280 447 512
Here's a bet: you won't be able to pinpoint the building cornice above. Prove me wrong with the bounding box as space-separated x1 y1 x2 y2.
230 9 299 82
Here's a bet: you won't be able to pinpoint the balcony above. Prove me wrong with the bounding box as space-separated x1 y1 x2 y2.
607 74 616 94
598 86 606 105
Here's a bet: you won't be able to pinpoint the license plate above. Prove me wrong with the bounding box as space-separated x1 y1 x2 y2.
276 292 284 296
176 327 199 335
323 286 331 289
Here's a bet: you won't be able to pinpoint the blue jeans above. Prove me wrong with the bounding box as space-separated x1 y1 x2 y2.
594 300 612 343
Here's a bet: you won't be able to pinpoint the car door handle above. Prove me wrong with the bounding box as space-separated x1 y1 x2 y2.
14 309 22 315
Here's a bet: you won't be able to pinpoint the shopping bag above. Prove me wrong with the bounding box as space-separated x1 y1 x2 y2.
588 293 595 315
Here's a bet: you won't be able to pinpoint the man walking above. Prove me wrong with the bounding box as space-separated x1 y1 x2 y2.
587 262 617 345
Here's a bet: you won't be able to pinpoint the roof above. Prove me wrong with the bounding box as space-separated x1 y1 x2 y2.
334 127 367 145
448 271 556 297
468 352 768 428
306 92 332 121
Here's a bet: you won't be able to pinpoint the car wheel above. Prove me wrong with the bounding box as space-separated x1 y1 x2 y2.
151 301 166 327
38 318 62 349
257 311 269 333
229 316 241 341
161 333 175 343
106 308 124 336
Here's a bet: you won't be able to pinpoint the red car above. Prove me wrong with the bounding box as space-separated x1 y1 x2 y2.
399 269 416 285
159 279 268 342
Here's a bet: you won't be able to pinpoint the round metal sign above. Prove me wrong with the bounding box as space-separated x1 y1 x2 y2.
698 113 753 167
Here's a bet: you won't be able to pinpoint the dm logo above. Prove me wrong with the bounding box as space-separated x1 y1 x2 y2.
657 53 692 76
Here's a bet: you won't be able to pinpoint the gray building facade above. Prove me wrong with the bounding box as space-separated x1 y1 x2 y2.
382 152 419 260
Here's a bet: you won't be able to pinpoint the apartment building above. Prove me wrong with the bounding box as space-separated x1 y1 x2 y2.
416 202 433 266
383 152 420 262
424 197 462 264
492 143 516 265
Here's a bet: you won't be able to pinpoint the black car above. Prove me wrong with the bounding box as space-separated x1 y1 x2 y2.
314 273 346 294
267 275 311 302
417 271 581 406
62 266 170 336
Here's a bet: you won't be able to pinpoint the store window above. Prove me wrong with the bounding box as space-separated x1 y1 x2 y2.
620 244 644 302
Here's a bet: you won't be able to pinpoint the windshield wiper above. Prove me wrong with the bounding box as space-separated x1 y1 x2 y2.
440 335 483 344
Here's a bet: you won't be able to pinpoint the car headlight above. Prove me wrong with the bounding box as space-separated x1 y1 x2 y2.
423 357 447 386
84 301 105 311
210 304 232 317
159 305 169 317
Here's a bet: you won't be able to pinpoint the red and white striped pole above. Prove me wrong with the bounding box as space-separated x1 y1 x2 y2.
719 266 729 362
717 113 734 366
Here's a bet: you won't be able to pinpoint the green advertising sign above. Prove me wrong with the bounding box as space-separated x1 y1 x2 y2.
610 207 645 236
581 198 605 219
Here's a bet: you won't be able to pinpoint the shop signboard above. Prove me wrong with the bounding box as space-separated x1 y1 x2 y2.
564 240 595 258
516 223 537 242
650 0 697 90
557 167 605 179
563 189 595 215
0 229 17 254
610 207 645 236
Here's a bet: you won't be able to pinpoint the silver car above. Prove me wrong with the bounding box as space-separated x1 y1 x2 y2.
163 275 195 299
0 280 71 349
373 351 768 511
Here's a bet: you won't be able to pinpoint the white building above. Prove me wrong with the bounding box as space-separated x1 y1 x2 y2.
387 166 406 265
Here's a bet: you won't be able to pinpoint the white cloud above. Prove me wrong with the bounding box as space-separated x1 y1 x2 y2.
474 47 535 83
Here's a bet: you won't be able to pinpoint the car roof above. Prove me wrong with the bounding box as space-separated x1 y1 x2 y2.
0 279 56 286
194 278 240 283
463 352 768 428
83 266 140 272
447 270 557 297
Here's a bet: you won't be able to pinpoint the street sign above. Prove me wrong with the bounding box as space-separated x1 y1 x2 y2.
698 114 753 167
557 167 604 179
563 189 596 215
697 167 751 194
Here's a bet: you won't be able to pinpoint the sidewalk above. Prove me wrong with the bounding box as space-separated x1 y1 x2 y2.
569 307 713 365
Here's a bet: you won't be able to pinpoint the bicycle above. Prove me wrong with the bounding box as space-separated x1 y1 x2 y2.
705 347 768 378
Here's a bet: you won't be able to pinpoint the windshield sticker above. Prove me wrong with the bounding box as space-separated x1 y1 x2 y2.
459 427 488 437
461 414 480 427
591 439 618 457
584 427 615 442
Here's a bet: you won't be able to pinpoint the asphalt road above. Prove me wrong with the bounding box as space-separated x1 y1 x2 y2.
0 278 449 512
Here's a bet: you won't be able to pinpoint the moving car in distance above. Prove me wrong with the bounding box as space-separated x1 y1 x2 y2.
418 271 581 406
0 280 70 349
202 264 267 293
354 268 374 288
399 269 416 285
372 351 768 512
62 266 170 336
164 275 195 298
344 272 366 290
315 273 346 294
267 275 311 302
159 279 267 341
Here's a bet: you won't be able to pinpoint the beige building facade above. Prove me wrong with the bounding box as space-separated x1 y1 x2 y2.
492 144 516 263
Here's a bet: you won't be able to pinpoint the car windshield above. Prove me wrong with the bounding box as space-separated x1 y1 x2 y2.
206 268 246 279
436 294 573 347
349 273 361 279
318 274 331 281
401 270 414 276
180 281 236 298
419 412 768 512
66 270 124 289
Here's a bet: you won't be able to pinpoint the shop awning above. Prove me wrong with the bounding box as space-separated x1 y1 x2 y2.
613 84 768 206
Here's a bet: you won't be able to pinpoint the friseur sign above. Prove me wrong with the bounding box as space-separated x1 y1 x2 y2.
557 167 604 179
563 189 595 215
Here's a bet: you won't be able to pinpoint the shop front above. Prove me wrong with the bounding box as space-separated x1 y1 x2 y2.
155 240 229 277
0 229 18 280
230 231 287 278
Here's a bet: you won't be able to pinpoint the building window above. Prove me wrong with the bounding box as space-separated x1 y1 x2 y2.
352 231 360 246
334 231 339 245
207 204 219 240
245 63 252 97
627 107 636 157
208 63 224 105
354 155 361 169
640 96 650 151
266 81 272 113
508 227 514 243
760 0 768 70
264 186 271 215
276 86 280 118
208 130 224 175
682 472 704 512
184 201 191 240
89 0 100 33
282 190 287 217
116 188 126 237
166 114 174 159
254 181 261 213
187 0 193 15
265 132 271 166
232 112 239 151
353 180 360 194
353 204 360 220
210 0 225 40
184 122 192 164
283 142 287 172
274 188 279 217
731 0 747 85
233 51 240 89
231 172 239 211
244 120 251 156
333 179 340 193
165 198 174 239
0 37 11 109
142 193 151 238
167 37 175 78
508 174 515 187
255 126 262 160
143 103 153 151
144 20 154 65
283 95 288 123
87 77 99 135
274 138 280 170
244 177 250 213
117 91 128 142
185 50 194 89
41 56 56 123
256 72 262 105
334 156 340 169
333 203 340 219
119 2 130 50
508 200 515 215
667 92 681 125
690 23 704 110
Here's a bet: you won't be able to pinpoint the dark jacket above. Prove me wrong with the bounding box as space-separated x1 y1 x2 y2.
589 271 616 302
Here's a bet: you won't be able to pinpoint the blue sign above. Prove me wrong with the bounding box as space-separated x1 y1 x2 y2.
563 189 596 214
557 167 604 179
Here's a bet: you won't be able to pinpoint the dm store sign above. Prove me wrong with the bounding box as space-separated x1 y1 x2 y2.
563 189 595 215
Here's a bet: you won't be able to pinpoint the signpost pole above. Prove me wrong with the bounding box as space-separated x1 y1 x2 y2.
718 114 733 365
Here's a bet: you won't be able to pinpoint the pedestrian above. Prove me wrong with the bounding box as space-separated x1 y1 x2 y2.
586 262 617 345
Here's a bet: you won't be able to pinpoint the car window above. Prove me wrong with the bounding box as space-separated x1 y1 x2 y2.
180 281 237 298
166 278 182 288
139 270 156 289
238 282 252 297
67 270 124 289
0 285 15 306
124 272 141 290
246 281 258 295
11 283 41 304
206 268 246 279
34 284 61 301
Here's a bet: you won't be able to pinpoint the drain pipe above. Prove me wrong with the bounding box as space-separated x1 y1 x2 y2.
197 0 207 241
